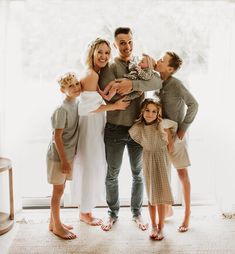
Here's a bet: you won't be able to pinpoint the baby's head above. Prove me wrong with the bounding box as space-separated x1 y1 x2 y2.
138 54 156 70
58 72 81 98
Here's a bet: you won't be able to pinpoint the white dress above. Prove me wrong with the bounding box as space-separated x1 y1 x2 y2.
70 91 107 212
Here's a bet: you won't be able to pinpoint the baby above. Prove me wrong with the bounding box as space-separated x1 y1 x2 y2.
100 54 159 101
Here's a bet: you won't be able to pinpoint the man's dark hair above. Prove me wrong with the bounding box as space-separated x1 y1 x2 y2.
114 27 132 38
166 51 183 71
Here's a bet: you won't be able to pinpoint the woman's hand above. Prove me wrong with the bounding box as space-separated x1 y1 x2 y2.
114 97 130 110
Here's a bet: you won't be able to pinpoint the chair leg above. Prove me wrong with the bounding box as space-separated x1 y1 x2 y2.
9 168 14 220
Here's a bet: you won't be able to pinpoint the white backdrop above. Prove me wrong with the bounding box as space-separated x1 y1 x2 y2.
0 0 235 213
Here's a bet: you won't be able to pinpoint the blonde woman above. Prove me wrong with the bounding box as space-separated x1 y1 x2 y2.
71 38 129 226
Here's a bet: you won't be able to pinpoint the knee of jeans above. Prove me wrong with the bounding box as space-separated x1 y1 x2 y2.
132 173 143 183
106 168 119 182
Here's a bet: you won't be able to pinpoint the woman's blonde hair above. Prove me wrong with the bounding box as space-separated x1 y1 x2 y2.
136 98 162 126
85 38 111 70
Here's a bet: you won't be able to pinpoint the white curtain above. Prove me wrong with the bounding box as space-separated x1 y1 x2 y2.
1 0 235 212
208 4 235 216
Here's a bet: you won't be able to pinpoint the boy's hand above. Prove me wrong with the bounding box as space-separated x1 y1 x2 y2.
61 160 71 174
177 130 186 140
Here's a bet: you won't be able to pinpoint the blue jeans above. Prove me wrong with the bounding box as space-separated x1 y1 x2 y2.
104 123 143 219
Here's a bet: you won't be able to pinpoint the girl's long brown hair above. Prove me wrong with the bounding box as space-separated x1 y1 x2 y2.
135 98 162 127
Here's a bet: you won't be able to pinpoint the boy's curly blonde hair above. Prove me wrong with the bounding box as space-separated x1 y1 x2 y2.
58 72 78 87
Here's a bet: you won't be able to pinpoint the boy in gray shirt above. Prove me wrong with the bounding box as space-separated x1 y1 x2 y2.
47 72 81 239
154 51 199 233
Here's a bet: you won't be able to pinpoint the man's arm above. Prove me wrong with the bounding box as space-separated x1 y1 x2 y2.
177 82 199 133
117 72 162 95
99 64 117 91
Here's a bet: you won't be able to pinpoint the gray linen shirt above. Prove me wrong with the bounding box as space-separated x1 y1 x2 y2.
99 57 162 126
156 76 198 132
47 99 79 161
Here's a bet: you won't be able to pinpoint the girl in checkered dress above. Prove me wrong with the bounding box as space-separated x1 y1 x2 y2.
129 98 177 240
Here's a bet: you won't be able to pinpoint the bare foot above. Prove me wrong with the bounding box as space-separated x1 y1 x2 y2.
155 229 164 241
149 226 158 239
49 221 73 231
178 211 190 233
80 213 102 226
133 215 148 231
52 225 77 240
101 217 116 231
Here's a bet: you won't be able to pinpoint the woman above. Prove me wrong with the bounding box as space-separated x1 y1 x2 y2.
71 38 129 226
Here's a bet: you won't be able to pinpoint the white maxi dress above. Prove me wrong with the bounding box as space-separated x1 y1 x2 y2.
70 91 107 212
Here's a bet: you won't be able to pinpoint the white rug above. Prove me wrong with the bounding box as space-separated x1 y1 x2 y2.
8 206 235 254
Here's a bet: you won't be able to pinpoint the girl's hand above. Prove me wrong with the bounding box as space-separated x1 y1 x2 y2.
114 97 130 110
167 142 174 154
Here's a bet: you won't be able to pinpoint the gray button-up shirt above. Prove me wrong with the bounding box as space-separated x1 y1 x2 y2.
99 57 162 126
156 76 198 132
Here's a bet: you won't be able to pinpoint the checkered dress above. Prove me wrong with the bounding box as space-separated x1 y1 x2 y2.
129 121 174 205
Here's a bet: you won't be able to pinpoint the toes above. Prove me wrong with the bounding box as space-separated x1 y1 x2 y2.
178 226 189 232
101 225 111 231
138 223 148 231
155 235 164 241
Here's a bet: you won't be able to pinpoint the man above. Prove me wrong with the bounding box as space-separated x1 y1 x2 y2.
155 51 199 232
99 27 162 231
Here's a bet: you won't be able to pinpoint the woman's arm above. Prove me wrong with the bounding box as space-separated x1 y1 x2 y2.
93 97 130 113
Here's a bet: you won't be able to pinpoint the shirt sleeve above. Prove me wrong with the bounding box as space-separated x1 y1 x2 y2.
159 119 177 144
129 123 143 145
132 71 162 92
99 64 117 90
162 119 178 135
51 107 67 129
176 82 199 132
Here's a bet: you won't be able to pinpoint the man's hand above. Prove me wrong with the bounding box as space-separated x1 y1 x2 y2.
116 79 133 95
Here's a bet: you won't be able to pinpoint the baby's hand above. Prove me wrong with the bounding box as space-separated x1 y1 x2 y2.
135 65 142 73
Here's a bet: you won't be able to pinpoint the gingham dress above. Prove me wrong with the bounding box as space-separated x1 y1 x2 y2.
129 120 176 205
